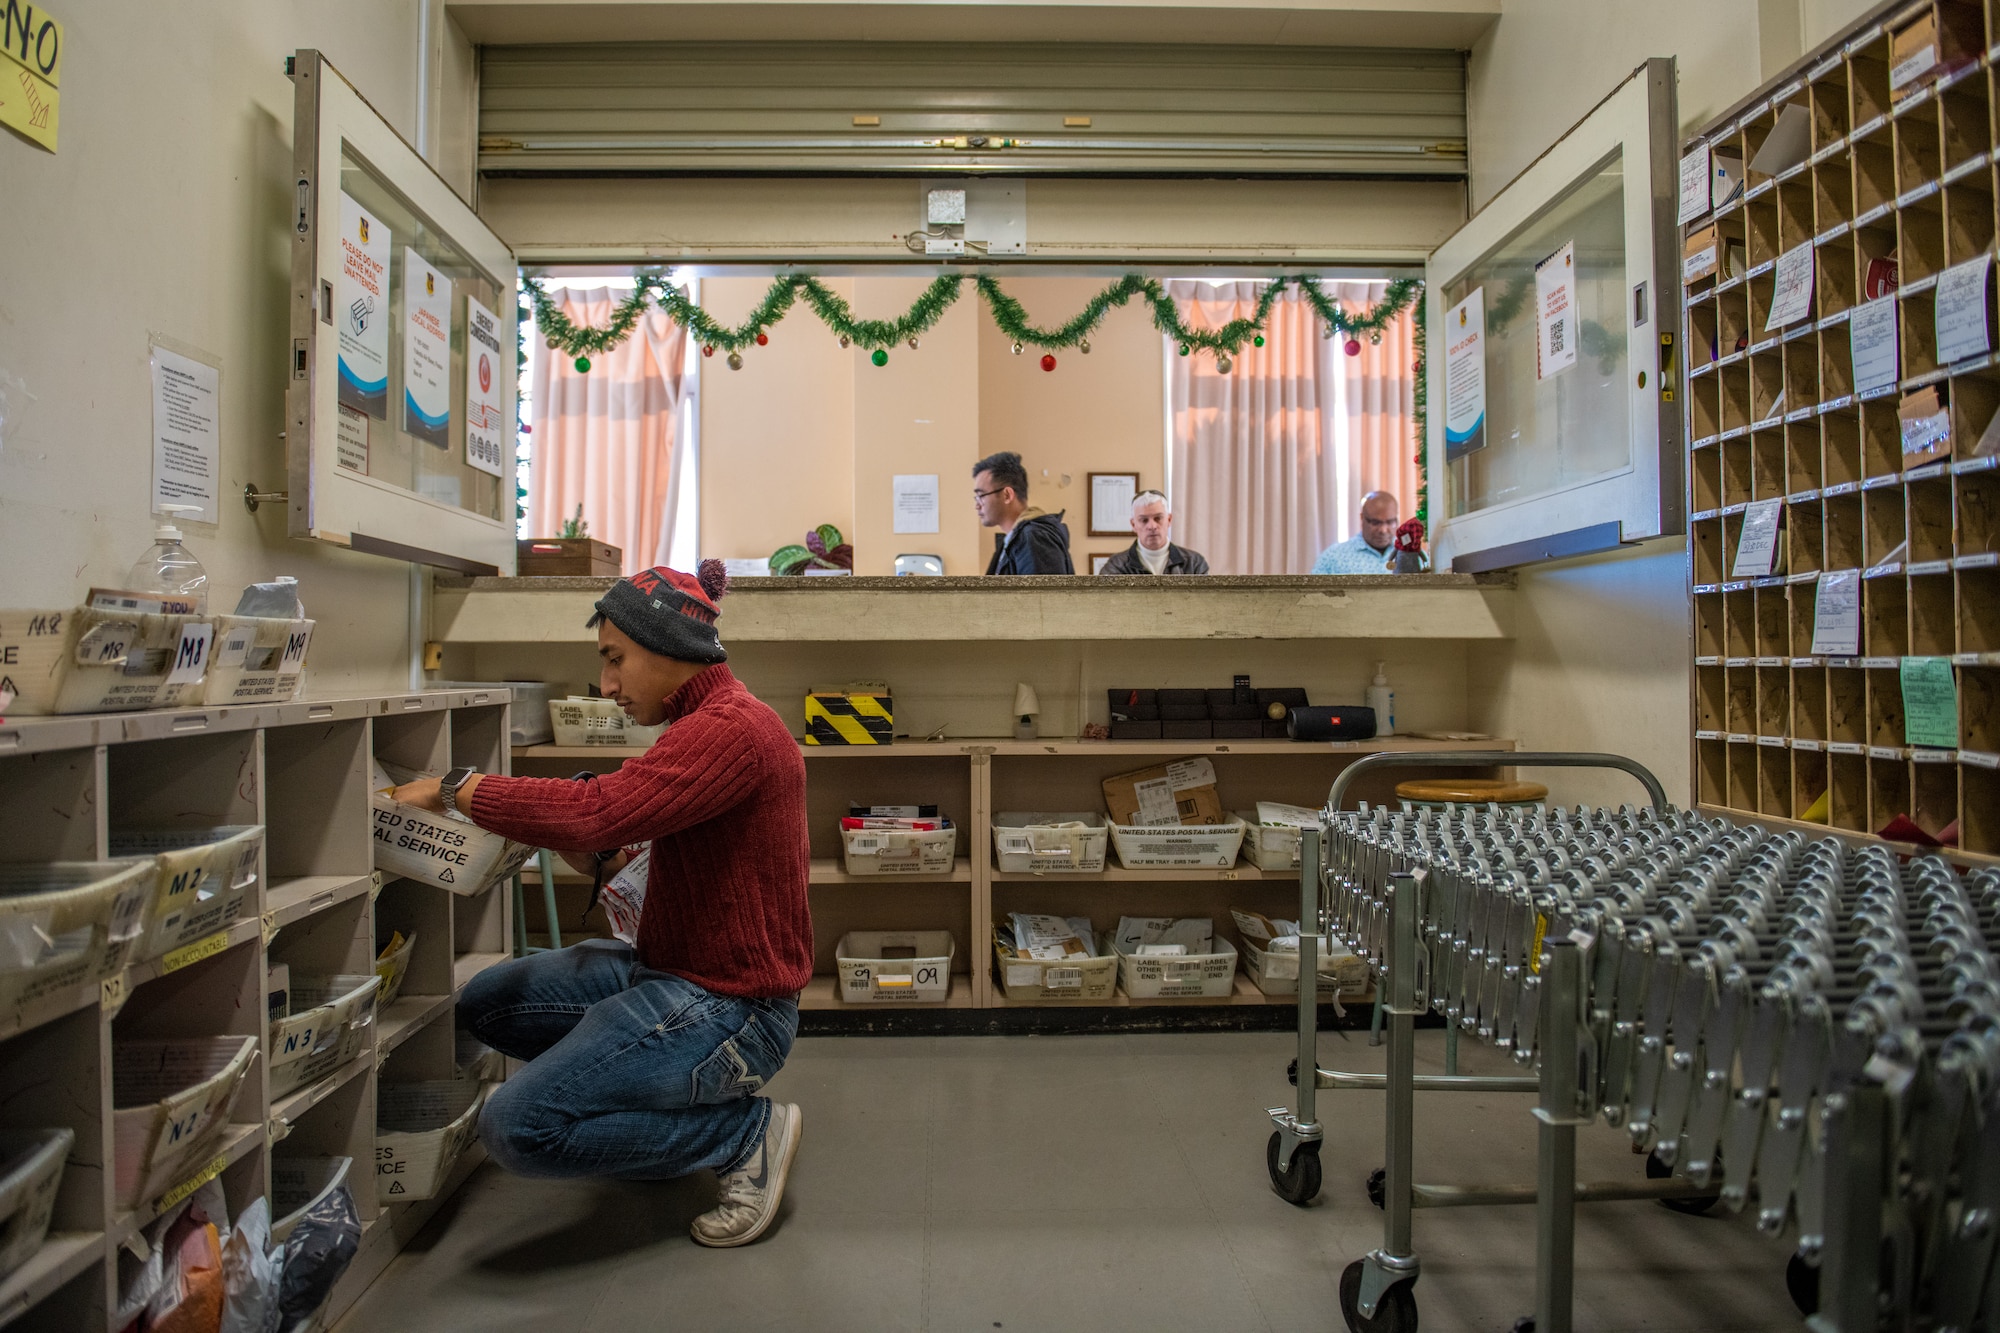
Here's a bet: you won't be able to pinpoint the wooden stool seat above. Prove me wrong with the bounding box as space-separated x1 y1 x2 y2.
1394 778 1549 804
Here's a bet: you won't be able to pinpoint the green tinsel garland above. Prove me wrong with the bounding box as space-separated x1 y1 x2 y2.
527 271 1421 359
1413 293 1428 526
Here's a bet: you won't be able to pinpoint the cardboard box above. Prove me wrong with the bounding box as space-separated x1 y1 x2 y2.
111 1035 258 1209
839 823 956 875
548 696 664 748
203 615 313 705
0 607 214 715
1241 938 1372 999
992 812 1109 874
516 537 621 576
992 930 1119 1002
1111 936 1238 1000
804 691 893 745
1683 223 1721 285
371 765 534 895
1102 757 1225 826
835 930 956 1004
377 1079 487 1203
1890 13 1940 97
269 974 380 1098
1108 816 1248 869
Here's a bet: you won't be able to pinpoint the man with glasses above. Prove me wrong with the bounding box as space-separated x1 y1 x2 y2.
974 451 1074 575
1311 491 1401 575
1098 489 1208 575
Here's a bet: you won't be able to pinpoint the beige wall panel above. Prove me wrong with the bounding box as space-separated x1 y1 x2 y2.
975 278 1165 563
0 0 427 698
699 277 858 562
852 279 985 575
479 176 1466 263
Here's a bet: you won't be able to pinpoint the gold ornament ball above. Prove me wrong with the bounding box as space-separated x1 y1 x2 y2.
839 336 851 349
1079 339 1091 354
908 337 920 350
1217 355 1233 374
1011 341 1023 355
546 338 560 351
1370 331 1382 346
727 351 744 370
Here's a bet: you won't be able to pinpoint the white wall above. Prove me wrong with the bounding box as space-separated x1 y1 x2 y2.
1460 0 1876 804
0 0 428 697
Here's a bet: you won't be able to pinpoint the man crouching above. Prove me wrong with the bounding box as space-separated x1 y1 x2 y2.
392 560 810 1246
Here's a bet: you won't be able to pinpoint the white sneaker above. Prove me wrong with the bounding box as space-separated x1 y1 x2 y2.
691 1102 802 1248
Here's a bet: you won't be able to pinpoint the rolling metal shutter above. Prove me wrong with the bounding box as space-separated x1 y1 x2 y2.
478 42 1466 176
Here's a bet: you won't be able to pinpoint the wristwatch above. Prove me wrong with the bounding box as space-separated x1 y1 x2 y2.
439 766 478 822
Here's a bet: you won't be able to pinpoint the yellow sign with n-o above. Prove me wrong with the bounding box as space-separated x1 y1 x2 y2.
1 4 61 152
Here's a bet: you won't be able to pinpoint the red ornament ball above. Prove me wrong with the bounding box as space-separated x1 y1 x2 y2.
1344 339 1362 357
520 423 531 435
702 345 715 358
1040 353 1057 372
755 332 769 346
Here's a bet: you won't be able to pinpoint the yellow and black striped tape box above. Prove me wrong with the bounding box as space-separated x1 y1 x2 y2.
804 692 893 745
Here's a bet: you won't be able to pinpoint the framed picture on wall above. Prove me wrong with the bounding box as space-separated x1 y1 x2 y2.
1090 552 1117 574
1088 472 1140 536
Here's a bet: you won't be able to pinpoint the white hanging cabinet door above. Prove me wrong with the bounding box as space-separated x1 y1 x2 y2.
1424 57 1683 572
286 50 519 576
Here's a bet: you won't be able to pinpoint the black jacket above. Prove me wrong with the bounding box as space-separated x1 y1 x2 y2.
986 510 1075 576
1098 541 1210 576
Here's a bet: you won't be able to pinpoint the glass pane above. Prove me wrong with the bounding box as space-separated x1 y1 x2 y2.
333 142 507 523
1444 149 1629 517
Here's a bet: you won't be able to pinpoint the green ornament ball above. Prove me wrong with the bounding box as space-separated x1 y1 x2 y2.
574 355 591 373
1178 343 1190 357
1253 335 1265 347
871 348 889 367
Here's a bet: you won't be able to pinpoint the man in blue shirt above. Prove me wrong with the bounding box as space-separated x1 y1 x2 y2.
1311 492 1399 574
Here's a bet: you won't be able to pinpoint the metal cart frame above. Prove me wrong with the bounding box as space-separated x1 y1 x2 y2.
1265 751 1706 1333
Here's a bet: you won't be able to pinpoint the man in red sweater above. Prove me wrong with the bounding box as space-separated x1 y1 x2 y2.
391 561 812 1247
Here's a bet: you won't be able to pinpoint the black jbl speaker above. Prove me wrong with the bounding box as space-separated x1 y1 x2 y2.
1287 705 1377 742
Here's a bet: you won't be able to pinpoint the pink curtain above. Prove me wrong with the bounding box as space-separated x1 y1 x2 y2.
528 288 687 574
1167 281 1418 573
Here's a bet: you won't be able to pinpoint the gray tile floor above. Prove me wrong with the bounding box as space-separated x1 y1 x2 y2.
335 1030 1805 1333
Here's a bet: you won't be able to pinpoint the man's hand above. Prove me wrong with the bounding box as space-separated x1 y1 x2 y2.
391 777 445 812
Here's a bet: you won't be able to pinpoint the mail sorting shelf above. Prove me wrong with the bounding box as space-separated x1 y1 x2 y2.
0 689 514 1332
1268 750 2000 1333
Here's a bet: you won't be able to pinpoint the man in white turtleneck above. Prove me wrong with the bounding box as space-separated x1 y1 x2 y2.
1097 490 1210 576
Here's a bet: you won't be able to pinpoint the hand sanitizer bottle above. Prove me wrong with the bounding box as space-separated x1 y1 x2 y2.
125 505 210 613
1366 662 1395 736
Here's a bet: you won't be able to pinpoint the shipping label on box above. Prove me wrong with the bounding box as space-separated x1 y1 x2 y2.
1102 757 1224 826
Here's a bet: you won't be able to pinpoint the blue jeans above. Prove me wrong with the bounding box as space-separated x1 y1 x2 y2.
459 939 799 1180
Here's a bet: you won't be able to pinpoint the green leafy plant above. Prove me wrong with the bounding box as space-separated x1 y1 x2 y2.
770 524 854 575
559 504 588 539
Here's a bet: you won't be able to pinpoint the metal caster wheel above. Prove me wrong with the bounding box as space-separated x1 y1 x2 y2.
1266 1131 1321 1205
1646 1147 1720 1214
1366 1166 1387 1209
1785 1252 1819 1316
1338 1259 1418 1333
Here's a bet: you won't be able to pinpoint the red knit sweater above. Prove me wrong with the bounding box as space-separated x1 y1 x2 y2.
467 666 812 997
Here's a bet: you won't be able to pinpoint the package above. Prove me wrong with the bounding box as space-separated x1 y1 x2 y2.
373 931 417 1005
1102 757 1224 827
1710 145 1745 210
1008 913 1095 958
0 859 154 1017
548 696 665 748
991 812 1109 874
839 820 956 876
1108 816 1248 869
107 824 264 960
1112 916 1215 954
1901 385 1952 466
599 850 649 944
0 1128 72 1284
273 1174 360 1332
112 1035 258 1209
433 681 554 746
1232 909 1372 998
203 615 314 704
371 761 534 895
992 928 1119 1002
1682 223 1720 285
219 1195 278 1333
1111 934 1238 1000
148 1213 224 1333
804 690 894 745
1890 11 1940 97
377 1079 487 1203
835 930 956 1004
232 577 303 619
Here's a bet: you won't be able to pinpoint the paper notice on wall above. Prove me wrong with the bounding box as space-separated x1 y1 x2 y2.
1850 296 1900 393
1934 253 1993 365
1534 242 1577 380
336 194 390 419
149 344 221 525
1444 288 1487 461
463 294 506 476
336 405 369 474
1899 657 1959 748
1765 244 1816 330
1678 146 1712 224
402 249 452 449
1731 498 1785 577
1810 569 1862 656
892 473 940 534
